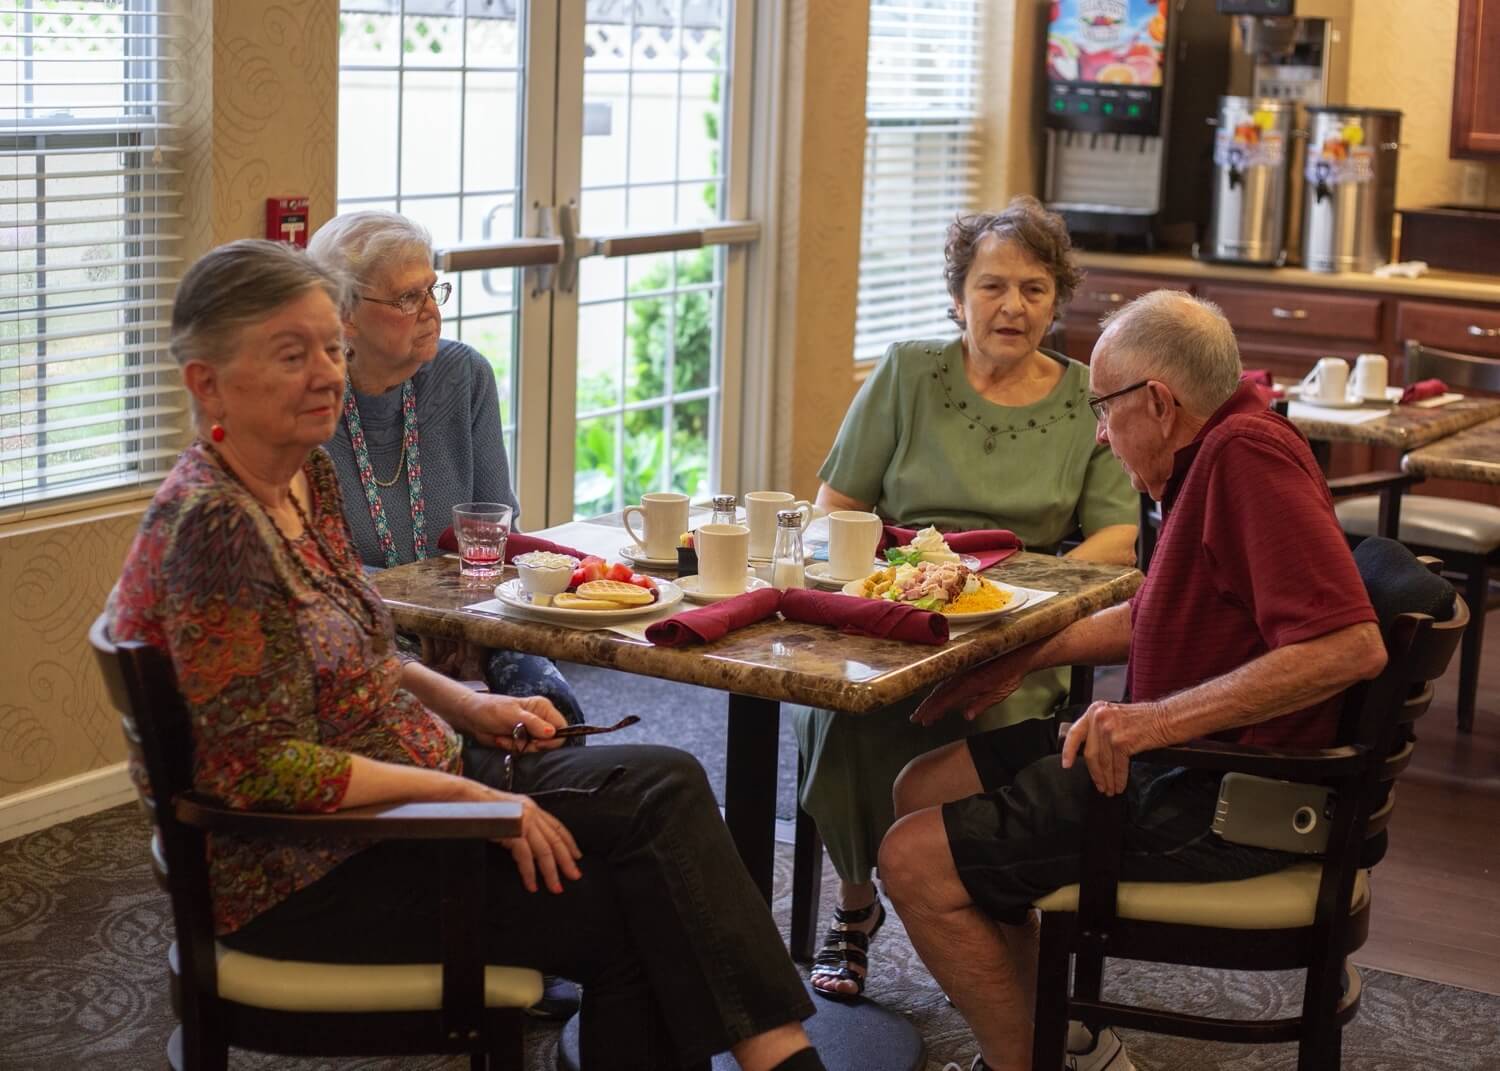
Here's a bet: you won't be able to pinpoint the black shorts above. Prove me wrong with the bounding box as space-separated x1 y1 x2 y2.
942 717 1296 924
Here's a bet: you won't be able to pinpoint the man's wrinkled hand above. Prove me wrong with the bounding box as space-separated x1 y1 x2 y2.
912 650 1030 726
1060 700 1143 797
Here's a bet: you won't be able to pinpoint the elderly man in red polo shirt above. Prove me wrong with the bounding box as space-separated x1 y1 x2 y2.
878 290 1388 1071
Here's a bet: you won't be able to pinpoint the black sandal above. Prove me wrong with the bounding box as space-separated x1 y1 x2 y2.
809 899 887 1003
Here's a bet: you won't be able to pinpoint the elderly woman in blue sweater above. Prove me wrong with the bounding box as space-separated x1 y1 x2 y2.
311 211 585 724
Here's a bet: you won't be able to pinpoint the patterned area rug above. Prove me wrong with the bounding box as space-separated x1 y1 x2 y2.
3 803 1499 1070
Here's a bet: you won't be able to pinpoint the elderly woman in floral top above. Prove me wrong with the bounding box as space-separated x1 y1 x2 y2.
108 240 825 1071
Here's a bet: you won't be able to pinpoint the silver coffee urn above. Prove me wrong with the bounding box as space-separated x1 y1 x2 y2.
1205 97 1296 265
1301 105 1402 273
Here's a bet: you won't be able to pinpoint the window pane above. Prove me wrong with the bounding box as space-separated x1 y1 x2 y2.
401 72 463 195
573 415 618 518
339 70 400 199
341 5 401 66
671 397 710 499
464 72 519 191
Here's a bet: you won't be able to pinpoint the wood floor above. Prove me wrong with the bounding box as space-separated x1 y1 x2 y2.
1357 618 1500 996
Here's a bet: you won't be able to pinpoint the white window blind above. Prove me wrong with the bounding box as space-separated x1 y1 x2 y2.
0 0 183 511
854 0 982 363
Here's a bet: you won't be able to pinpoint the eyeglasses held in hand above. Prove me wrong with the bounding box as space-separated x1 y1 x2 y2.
360 281 453 316
501 715 641 792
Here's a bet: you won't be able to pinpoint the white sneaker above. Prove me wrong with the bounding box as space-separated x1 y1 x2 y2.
1065 1025 1135 1071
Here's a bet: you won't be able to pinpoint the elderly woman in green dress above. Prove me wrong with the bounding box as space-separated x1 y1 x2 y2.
795 196 1139 1001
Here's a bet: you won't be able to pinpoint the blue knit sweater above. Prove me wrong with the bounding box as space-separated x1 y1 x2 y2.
325 339 521 569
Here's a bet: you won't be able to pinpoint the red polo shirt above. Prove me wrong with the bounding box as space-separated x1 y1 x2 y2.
1125 383 1376 749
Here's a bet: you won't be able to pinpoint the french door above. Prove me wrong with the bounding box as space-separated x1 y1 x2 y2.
337 0 758 527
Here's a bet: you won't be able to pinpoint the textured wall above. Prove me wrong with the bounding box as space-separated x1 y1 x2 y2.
1345 0 1500 210
0 1 339 806
773 0 871 497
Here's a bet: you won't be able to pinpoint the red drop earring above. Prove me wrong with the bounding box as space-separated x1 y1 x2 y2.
210 423 226 443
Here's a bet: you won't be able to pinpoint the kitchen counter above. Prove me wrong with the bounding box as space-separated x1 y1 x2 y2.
1074 251 1500 305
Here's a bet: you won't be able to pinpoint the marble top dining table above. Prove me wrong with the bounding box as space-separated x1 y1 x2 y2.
1402 415 1500 485
1287 394 1500 450
373 541 1142 958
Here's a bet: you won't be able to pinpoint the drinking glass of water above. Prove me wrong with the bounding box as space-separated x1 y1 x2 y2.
452 502 512 579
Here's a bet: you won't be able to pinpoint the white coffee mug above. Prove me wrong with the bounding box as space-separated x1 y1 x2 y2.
744 491 813 559
827 510 884 580
1352 353 1389 401
695 523 751 595
1302 357 1350 404
622 491 690 560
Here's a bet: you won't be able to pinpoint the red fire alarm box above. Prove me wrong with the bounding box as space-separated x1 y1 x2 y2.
266 196 310 247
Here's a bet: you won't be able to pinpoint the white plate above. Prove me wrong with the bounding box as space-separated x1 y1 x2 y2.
619 543 680 567
879 551 983 571
493 577 683 623
804 561 868 589
838 577 1030 623
1285 384 1395 409
677 574 773 604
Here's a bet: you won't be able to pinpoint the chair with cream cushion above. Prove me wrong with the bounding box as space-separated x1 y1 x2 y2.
90 614 542 1071
1335 340 1500 732
1028 544 1467 1071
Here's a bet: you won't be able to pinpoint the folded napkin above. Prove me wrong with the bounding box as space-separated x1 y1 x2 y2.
780 588 950 645
645 587 783 647
1240 369 1284 404
1400 379 1448 404
880 525 1023 570
437 527 588 563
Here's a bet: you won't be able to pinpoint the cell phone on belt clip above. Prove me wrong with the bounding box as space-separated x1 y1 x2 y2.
1211 772 1334 855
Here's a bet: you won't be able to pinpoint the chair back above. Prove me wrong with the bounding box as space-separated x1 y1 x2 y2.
1404 340 1500 396
89 613 223 1010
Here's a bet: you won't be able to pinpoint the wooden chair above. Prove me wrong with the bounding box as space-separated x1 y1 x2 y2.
1028 548 1467 1071
90 614 543 1071
1337 339 1500 731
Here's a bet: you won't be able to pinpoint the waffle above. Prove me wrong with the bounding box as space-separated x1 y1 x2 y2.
575 579 656 606
553 593 626 611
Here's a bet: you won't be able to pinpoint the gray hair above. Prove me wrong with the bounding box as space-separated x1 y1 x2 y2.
307 210 433 292
170 239 350 371
1098 290 1242 415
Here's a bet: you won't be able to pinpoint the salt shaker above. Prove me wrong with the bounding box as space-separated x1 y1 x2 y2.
710 494 737 527
771 509 806 590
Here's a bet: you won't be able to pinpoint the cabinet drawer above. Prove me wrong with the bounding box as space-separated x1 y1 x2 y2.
1069 271 1188 322
1395 300 1500 359
1197 284 1384 342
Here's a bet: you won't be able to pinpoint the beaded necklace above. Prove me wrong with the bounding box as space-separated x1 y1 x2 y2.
927 343 1085 455
201 442 391 656
341 376 428 568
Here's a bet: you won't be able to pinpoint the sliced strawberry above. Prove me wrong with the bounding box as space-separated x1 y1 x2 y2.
606 561 634 583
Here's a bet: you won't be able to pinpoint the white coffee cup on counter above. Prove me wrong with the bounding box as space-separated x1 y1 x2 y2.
827 510 884 580
622 491 690 560
695 523 751 595
1352 353 1389 401
1301 357 1350 404
744 491 812 559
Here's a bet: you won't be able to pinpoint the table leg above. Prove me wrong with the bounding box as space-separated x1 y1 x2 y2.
1310 438 1332 473
790 777 825 963
1377 484 1405 541
724 693 780 903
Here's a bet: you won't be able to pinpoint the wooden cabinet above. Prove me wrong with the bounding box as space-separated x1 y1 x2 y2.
1451 0 1500 158
1195 284 1383 343
1058 270 1193 362
1395 300 1500 358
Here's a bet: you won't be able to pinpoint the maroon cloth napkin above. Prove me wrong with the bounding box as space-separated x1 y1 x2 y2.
437 527 588 564
880 525 1023 570
1400 379 1448 404
645 587 784 647
1239 368 1284 402
780 588 950 645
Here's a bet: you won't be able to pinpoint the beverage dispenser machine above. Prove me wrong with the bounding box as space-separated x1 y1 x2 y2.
1042 0 1229 249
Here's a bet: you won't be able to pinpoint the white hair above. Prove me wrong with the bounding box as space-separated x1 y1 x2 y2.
1098 290 1242 415
307 210 433 295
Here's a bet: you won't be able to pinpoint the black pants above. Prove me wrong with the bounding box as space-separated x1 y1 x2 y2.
223 744 813 1069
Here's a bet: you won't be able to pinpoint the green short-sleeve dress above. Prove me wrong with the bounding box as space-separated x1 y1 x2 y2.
791 337 1138 885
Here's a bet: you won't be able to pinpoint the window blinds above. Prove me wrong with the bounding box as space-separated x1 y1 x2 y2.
0 0 183 511
854 0 982 363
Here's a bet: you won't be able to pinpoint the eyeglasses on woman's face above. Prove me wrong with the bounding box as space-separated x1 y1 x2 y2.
359 280 452 316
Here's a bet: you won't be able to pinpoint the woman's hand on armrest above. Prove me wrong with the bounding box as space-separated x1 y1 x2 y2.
341 754 582 893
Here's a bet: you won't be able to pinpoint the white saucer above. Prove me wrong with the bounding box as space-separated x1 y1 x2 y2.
804 561 870 590
619 543 680 566
1294 394 1368 410
677 574 773 604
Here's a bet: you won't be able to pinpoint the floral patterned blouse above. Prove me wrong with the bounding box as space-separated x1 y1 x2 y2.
109 443 463 935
